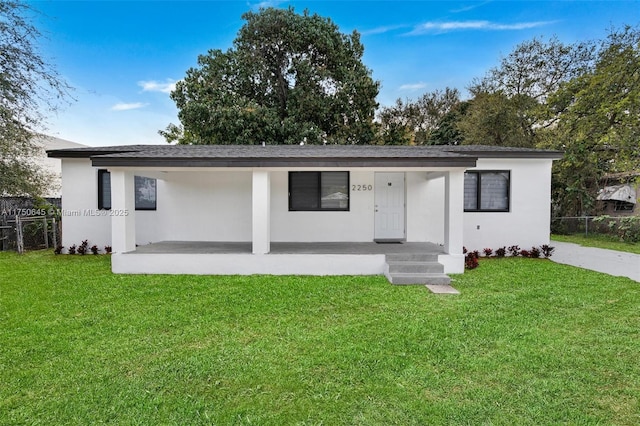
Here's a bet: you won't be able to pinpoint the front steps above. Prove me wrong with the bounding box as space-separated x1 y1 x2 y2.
384 253 451 286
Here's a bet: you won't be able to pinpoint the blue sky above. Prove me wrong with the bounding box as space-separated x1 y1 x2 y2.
33 0 640 146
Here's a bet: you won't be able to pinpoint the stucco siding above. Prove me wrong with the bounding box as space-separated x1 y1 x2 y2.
60 159 112 249
159 171 252 242
60 159 160 250
270 170 375 242
463 158 553 251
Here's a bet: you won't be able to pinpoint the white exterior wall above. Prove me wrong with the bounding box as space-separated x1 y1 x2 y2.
60 159 160 250
158 171 252 242
406 172 446 244
60 159 111 249
60 158 554 265
425 175 446 244
463 158 553 251
270 170 376 242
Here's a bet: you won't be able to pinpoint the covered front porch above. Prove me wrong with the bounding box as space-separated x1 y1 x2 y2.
108 167 466 277
113 241 453 285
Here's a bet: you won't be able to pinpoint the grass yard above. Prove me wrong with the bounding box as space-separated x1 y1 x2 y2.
552 233 640 254
1 251 639 425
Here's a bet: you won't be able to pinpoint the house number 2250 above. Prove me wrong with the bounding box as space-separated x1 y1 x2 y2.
352 184 373 191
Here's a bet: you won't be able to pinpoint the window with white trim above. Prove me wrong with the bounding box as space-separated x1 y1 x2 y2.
289 172 349 211
464 171 510 212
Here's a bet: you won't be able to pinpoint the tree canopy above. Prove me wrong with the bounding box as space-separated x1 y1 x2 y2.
542 26 640 216
0 0 71 196
458 36 595 148
377 88 461 145
163 7 380 145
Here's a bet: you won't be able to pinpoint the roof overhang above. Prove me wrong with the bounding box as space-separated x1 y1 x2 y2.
89 156 478 168
47 144 563 169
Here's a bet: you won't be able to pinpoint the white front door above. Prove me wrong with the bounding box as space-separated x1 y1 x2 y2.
374 172 405 241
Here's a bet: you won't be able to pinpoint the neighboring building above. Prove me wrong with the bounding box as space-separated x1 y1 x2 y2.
34 135 87 198
48 144 562 282
597 172 639 216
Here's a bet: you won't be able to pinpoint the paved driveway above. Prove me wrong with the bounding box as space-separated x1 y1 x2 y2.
551 241 640 282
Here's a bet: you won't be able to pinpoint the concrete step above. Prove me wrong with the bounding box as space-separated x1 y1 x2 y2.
385 253 439 262
387 261 444 274
387 272 452 286
384 252 451 286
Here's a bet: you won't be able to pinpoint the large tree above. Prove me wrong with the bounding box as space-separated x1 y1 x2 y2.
0 0 71 196
459 37 594 147
163 7 380 145
377 87 461 145
542 26 640 216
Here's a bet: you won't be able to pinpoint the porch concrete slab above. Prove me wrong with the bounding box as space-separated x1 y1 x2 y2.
131 241 445 255
426 285 460 294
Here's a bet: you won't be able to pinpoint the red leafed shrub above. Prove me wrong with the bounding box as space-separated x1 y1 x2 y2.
465 253 479 269
483 248 493 257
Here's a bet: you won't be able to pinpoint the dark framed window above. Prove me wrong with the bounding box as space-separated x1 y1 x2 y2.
289 172 349 211
464 171 510 212
98 169 111 210
97 170 157 211
135 176 157 210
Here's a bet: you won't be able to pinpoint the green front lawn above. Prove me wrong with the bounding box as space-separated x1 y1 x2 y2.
1 251 639 425
551 233 640 254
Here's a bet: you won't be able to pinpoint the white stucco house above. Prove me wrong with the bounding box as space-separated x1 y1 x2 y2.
47 144 562 284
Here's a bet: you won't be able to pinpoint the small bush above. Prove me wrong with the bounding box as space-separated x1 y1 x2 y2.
508 245 521 257
104 246 112 254
495 247 506 257
483 248 493 257
529 246 541 258
68 244 76 255
540 244 555 258
465 251 479 269
90 245 100 255
54 245 64 255
77 240 89 255
520 249 530 257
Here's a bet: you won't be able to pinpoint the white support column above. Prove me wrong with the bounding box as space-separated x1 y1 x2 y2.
444 169 464 258
111 170 136 253
252 170 271 254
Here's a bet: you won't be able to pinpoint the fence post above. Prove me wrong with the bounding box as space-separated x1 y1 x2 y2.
1 215 7 251
16 216 24 254
585 216 589 237
43 217 49 248
52 217 58 249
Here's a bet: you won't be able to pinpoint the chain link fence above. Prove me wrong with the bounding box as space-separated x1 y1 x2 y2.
1 197 62 253
551 215 640 242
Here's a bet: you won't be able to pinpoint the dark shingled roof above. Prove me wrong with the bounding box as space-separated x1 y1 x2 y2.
47 144 563 168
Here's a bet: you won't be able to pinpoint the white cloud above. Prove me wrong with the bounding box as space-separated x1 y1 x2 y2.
409 20 555 34
249 0 287 11
111 102 148 111
399 82 428 91
138 79 177 94
360 24 409 36
449 1 493 13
